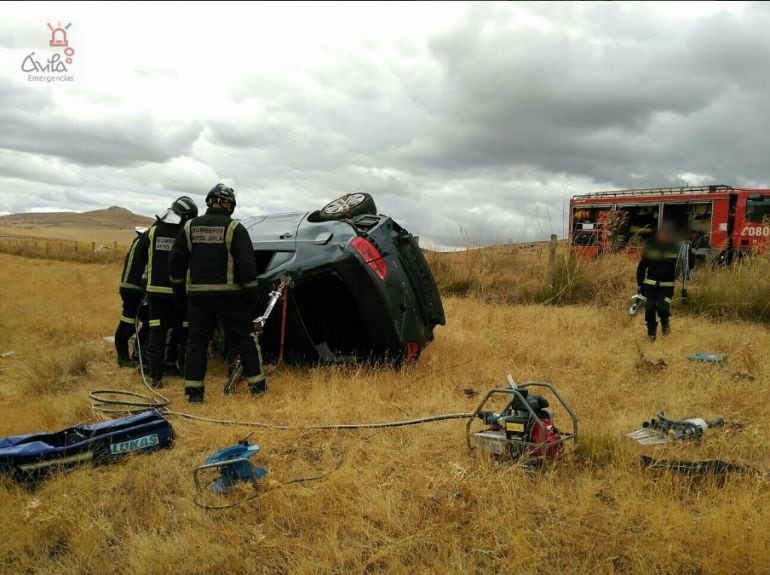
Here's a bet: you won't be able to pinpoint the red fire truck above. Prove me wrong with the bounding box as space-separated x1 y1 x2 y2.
569 185 770 262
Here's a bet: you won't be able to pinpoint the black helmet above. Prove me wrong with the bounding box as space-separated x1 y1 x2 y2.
206 183 236 214
172 196 198 222
158 196 198 224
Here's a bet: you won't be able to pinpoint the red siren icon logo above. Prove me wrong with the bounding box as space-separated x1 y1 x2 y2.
46 22 75 64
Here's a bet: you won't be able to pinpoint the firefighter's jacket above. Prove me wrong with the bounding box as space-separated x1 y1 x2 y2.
636 239 691 288
119 233 148 292
141 221 185 296
168 207 259 296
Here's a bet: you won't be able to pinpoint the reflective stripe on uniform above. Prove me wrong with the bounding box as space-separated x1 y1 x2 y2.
149 319 161 327
147 226 166 292
185 380 204 388
182 321 189 328
146 226 174 294
644 279 676 287
182 220 194 291
120 315 136 324
122 238 139 285
119 282 143 291
184 220 192 251
187 283 242 292
147 227 156 291
242 279 259 289
246 333 266 384
664 297 673 304
170 277 185 285
225 220 237 285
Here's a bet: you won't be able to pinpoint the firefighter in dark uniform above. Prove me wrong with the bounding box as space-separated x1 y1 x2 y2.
142 197 198 387
169 184 265 403
114 227 149 367
636 225 692 341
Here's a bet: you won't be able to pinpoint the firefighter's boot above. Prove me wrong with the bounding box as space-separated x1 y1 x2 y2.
248 380 267 396
661 323 671 336
186 387 204 403
647 322 657 342
150 366 164 389
117 355 135 368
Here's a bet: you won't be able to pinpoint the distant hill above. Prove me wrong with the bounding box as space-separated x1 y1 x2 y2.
0 206 153 230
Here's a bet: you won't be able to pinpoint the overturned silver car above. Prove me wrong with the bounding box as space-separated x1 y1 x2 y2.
243 193 445 364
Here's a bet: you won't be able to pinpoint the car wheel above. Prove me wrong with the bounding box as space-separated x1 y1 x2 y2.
318 193 377 221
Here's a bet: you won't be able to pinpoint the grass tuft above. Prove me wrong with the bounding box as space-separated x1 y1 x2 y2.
684 255 770 323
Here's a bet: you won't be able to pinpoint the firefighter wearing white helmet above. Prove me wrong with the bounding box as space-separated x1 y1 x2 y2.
141 196 199 387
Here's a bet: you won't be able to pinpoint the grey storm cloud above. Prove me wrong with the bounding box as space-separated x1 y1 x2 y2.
0 83 202 166
410 2 770 188
1 2 769 246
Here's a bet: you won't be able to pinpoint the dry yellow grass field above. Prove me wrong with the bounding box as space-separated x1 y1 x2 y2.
0 207 153 246
0 226 140 246
1 251 769 575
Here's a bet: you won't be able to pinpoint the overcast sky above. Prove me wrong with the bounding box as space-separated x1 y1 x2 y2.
0 1 767 247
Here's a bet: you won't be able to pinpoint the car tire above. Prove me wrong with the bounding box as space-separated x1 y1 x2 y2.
317 193 377 221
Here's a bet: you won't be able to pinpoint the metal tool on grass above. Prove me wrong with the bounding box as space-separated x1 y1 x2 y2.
628 292 647 316
224 277 292 394
627 410 728 445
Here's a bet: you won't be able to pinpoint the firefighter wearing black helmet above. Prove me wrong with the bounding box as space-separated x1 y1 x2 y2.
114 227 149 367
636 224 693 342
169 183 265 403
141 196 198 387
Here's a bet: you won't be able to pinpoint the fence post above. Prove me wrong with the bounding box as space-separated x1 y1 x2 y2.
547 234 558 288
114 240 118 259
74 242 79 257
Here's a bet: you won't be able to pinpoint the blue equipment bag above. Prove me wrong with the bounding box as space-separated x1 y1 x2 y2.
0 411 174 482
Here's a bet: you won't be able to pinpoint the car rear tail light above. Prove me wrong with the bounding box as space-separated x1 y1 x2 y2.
351 236 388 281
406 341 420 361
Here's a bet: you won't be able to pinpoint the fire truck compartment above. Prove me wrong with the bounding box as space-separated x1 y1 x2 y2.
661 202 712 248
573 202 715 250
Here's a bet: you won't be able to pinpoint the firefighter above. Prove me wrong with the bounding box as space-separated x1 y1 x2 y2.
143 196 199 387
114 228 149 367
169 183 265 403
636 224 691 341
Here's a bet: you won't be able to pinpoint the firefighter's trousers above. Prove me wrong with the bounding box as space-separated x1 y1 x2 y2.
115 290 147 360
644 285 675 336
184 295 265 393
146 295 188 381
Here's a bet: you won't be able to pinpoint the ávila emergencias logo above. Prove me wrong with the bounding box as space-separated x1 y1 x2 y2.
21 21 76 82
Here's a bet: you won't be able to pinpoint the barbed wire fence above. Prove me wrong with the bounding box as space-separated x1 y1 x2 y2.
0 231 126 263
